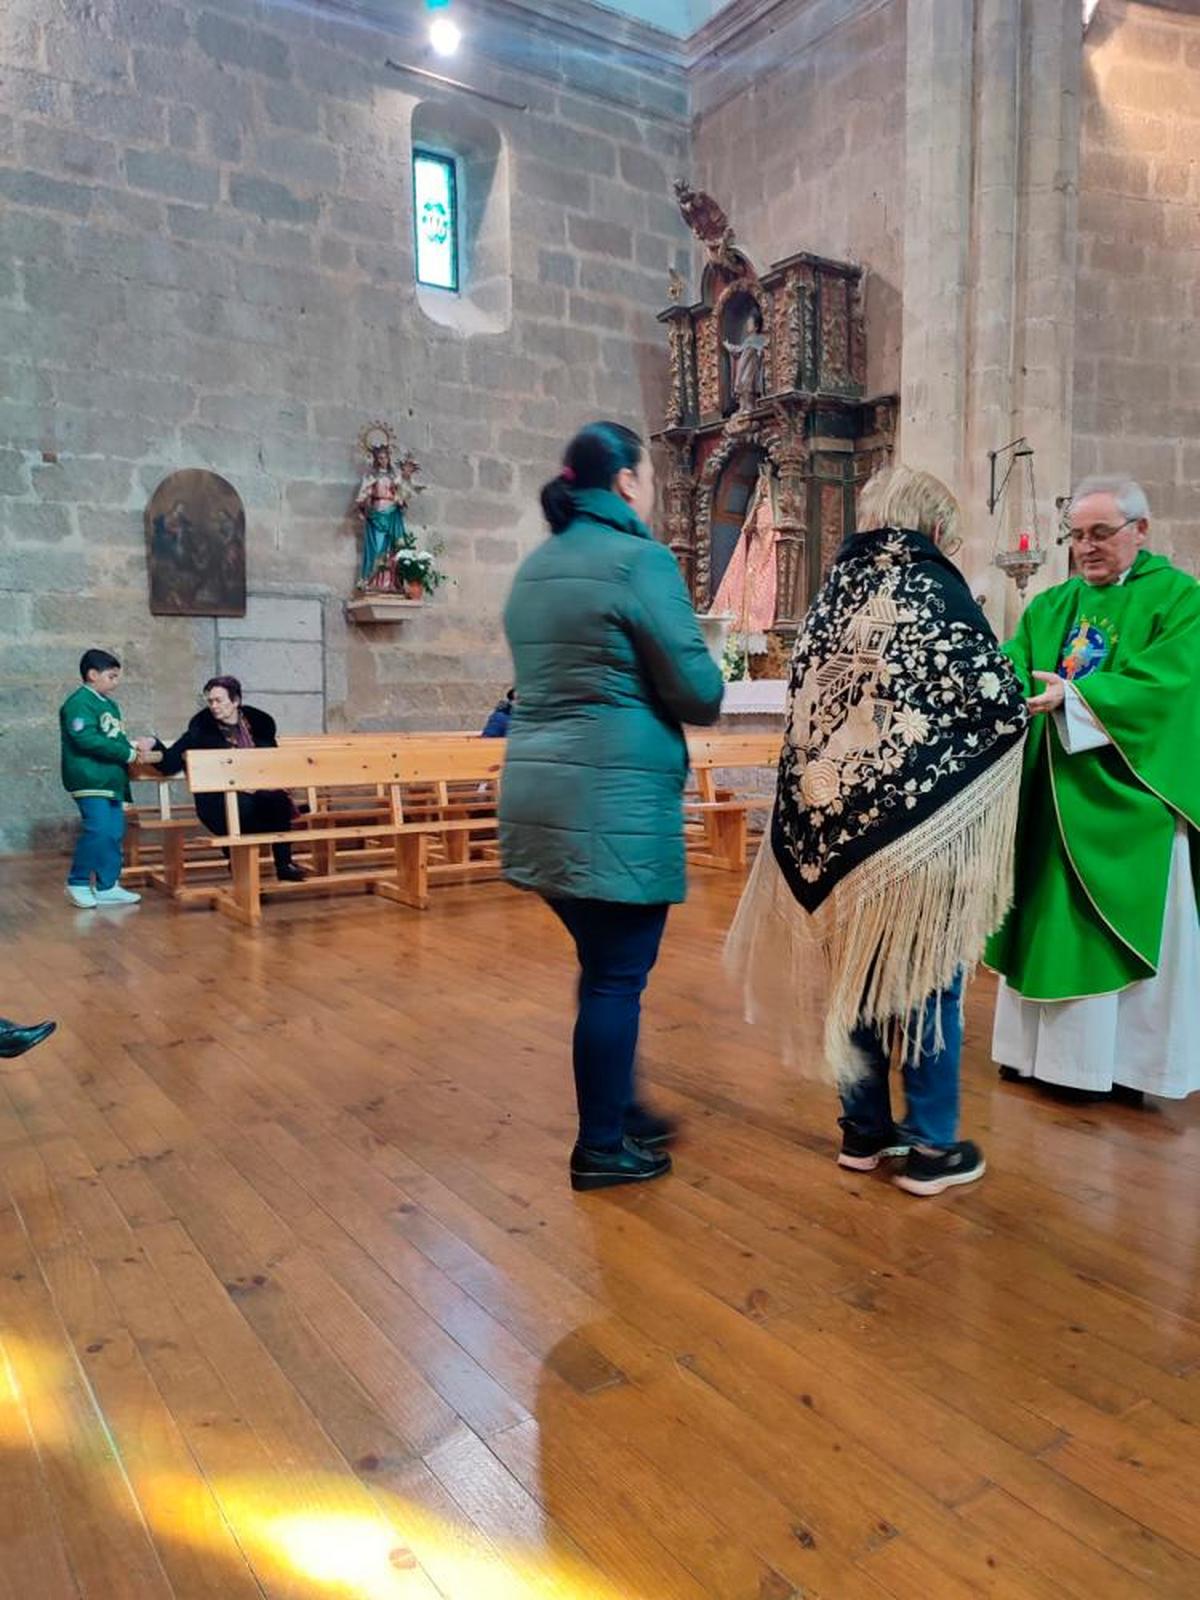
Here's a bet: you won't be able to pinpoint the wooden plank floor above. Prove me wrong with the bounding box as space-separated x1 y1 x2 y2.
2 856 1200 1599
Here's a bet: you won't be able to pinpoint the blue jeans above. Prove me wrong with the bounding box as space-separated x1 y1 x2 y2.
839 971 964 1150
68 796 127 891
545 898 670 1150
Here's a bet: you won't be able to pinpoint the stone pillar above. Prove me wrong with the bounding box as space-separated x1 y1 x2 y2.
1004 0 1082 631
903 0 1083 635
900 0 976 491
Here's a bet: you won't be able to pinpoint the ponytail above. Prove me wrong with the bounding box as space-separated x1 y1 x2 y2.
539 420 644 534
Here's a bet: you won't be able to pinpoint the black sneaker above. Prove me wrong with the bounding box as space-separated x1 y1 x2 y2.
836 1128 911 1171
570 1136 671 1192
624 1104 678 1147
893 1140 985 1196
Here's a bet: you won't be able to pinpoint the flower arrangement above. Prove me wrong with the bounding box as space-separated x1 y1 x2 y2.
720 631 749 683
393 539 449 595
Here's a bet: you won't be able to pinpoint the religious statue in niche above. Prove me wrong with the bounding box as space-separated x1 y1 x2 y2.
144 468 246 616
708 464 781 662
723 305 766 414
354 422 421 593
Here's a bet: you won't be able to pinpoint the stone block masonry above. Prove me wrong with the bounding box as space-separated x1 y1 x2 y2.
0 0 690 852
1073 1 1200 567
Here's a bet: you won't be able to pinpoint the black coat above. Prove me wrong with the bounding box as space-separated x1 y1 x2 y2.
155 705 284 835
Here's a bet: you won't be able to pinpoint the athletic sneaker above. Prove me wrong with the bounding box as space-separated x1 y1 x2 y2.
93 885 141 906
66 884 97 908
837 1128 911 1171
893 1140 985 1196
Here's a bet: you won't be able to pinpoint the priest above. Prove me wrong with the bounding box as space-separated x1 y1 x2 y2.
988 476 1200 1100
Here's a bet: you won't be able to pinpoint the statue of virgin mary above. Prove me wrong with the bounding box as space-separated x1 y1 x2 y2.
708 464 780 653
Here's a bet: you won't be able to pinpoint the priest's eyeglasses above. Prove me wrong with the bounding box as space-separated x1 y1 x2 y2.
1067 516 1136 546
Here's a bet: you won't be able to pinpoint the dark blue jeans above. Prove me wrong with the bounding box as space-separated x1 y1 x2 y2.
839 971 964 1150
68 796 127 891
545 898 670 1150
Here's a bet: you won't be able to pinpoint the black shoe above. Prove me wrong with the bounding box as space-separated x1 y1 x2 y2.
837 1127 911 1171
894 1140 985 1197
997 1065 1024 1084
0 1019 57 1060
570 1136 671 1192
1111 1083 1146 1108
624 1104 678 1147
275 861 307 882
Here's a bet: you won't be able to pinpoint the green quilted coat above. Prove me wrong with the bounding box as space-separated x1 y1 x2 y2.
500 487 725 904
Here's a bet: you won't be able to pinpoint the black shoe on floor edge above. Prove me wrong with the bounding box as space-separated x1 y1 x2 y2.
570 1136 671 1192
0 1019 57 1060
997 1065 1024 1084
837 1128 911 1172
624 1104 678 1148
894 1140 985 1197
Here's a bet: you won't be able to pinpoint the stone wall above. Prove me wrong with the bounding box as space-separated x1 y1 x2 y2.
690 0 906 399
0 0 689 853
1073 0 1200 570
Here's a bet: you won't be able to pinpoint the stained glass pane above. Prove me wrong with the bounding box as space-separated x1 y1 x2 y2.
413 150 458 292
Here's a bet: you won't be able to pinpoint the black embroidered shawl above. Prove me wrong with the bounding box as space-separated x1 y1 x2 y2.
772 529 1027 909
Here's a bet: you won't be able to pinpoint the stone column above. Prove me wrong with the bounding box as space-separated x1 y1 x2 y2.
900 0 977 491
903 0 1083 635
1004 0 1082 631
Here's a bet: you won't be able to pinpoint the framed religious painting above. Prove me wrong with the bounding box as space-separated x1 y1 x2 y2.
143 469 246 616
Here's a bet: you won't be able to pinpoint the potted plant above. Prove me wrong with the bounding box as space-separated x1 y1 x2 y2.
393 542 448 600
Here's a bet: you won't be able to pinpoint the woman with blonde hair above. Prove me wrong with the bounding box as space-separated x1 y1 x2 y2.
726 465 1028 1194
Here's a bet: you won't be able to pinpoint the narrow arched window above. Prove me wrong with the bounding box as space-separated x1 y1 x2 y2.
413 148 459 293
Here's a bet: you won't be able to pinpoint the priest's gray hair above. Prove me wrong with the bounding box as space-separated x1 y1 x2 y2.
1071 475 1151 523
857 464 961 548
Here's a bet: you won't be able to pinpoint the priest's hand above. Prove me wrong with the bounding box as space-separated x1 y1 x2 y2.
1027 671 1067 715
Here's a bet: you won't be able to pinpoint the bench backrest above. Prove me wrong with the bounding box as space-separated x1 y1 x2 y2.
686 731 780 769
186 739 505 795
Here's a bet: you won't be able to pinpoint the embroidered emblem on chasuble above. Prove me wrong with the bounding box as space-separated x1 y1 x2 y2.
1058 616 1116 681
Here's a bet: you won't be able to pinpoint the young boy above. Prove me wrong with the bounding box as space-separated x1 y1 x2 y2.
59 649 157 908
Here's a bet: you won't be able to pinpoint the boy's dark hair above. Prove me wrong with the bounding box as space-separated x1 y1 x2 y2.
80 648 120 680
203 674 243 702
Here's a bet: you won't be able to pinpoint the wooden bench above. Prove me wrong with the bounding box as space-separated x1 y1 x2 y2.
185 739 505 927
125 767 228 894
684 731 780 873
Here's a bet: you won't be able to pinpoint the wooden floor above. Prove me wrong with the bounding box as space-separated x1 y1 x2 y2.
3 859 1200 1600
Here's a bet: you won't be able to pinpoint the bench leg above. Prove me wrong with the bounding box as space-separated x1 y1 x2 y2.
710 809 748 871
220 844 262 926
375 832 429 910
160 830 186 895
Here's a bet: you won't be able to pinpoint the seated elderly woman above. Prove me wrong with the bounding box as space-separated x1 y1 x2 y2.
725 465 1028 1196
155 675 305 881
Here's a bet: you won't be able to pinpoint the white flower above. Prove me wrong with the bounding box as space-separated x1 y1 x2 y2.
892 706 931 745
979 670 1001 699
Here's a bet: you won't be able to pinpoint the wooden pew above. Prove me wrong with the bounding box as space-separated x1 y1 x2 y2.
185 739 505 927
684 731 780 873
124 766 226 894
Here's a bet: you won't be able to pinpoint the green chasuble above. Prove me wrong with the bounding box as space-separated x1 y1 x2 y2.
986 550 1200 1002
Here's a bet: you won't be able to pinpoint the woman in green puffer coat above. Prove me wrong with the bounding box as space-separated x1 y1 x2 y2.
500 421 724 1192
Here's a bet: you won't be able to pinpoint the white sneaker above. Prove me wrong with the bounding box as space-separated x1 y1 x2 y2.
93 885 141 906
66 884 97 908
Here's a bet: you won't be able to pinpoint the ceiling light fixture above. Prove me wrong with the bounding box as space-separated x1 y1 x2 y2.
430 15 461 56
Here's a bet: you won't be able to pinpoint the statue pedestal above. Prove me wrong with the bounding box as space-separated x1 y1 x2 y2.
345 593 423 624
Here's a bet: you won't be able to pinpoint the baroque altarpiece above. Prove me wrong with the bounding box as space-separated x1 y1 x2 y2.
655 184 896 676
